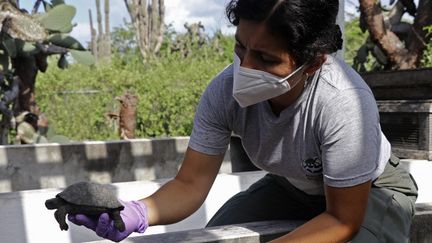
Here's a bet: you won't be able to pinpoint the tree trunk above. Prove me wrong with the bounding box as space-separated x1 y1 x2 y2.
0 76 19 144
12 56 38 113
1 52 51 145
117 91 138 139
359 0 432 70
406 0 432 66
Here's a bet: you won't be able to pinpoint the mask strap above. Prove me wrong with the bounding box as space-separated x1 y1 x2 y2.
304 73 310 88
281 64 308 91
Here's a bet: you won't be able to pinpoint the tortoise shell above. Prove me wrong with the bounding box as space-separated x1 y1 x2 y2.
57 181 123 209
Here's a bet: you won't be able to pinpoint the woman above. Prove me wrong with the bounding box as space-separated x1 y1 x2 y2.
68 0 418 242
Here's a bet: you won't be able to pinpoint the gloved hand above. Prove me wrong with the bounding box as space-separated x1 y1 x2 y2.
68 200 149 242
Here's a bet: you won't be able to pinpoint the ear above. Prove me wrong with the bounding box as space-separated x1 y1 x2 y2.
304 55 326 76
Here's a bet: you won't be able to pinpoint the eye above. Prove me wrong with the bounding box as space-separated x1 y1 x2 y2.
235 41 245 50
260 54 278 64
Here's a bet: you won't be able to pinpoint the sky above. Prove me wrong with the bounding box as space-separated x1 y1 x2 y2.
19 0 362 45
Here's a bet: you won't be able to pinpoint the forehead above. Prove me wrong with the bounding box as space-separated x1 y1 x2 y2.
235 19 287 54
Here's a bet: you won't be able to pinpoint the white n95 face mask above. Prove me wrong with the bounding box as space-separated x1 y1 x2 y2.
233 52 306 108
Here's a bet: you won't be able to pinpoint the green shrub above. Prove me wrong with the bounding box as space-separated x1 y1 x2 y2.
344 18 368 66
36 36 235 141
421 26 432 67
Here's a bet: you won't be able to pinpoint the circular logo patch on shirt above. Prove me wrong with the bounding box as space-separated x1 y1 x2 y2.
302 157 323 180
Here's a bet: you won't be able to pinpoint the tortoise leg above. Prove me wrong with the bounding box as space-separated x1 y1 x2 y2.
110 211 125 232
54 206 69 231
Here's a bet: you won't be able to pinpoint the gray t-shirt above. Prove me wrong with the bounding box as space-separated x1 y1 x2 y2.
189 55 391 195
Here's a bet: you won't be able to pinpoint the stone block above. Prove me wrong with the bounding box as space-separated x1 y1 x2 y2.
378 100 432 160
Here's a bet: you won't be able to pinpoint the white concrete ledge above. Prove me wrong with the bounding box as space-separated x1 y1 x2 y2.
400 159 432 203
86 203 432 243
89 221 305 243
0 171 266 243
0 156 431 242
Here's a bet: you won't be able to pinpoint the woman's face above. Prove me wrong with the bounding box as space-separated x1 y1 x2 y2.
234 19 301 78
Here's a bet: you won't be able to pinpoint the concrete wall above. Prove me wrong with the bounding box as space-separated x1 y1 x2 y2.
0 137 232 193
1 161 432 243
0 171 266 243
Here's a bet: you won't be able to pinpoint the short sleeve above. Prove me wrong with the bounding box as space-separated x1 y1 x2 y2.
319 88 383 187
188 70 232 155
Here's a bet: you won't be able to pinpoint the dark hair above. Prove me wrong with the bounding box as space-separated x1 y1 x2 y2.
226 0 343 64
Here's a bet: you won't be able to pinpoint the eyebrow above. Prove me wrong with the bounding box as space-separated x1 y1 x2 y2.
235 34 281 59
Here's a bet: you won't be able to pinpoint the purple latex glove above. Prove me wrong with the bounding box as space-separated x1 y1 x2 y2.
68 200 148 242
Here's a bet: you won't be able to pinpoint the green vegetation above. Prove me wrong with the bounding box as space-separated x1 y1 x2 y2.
344 18 368 66
0 0 94 145
421 26 432 67
36 20 432 142
36 26 235 141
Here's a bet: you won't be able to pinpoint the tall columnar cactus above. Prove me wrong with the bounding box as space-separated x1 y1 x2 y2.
89 9 98 61
124 0 165 59
104 0 111 58
88 0 111 61
0 0 95 144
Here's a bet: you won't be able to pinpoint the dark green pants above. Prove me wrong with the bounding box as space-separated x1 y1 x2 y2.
207 155 418 242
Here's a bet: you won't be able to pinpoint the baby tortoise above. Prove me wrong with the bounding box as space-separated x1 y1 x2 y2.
45 181 125 232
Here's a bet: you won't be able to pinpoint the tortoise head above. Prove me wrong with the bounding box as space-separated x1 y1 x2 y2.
45 197 64 209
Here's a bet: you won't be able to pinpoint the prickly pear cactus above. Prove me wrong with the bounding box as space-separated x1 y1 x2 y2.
37 4 77 33
0 2 48 42
0 0 94 145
